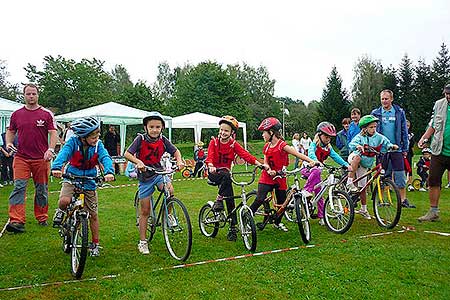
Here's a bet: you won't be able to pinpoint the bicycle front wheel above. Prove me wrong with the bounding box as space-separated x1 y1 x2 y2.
240 209 257 252
284 189 296 222
295 195 311 244
372 178 401 229
162 197 192 261
324 190 354 234
71 214 89 279
198 203 219 237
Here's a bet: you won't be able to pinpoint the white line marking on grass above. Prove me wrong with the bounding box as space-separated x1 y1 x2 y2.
152 244 317 272
424 230 450 237
0 274 120 292
358 226 416 239
0 218 10 238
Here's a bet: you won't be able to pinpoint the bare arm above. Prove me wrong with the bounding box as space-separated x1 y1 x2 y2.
418 127 435 148
44 129 58 161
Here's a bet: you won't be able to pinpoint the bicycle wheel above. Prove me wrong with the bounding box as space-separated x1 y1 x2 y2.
162 197 192 261
198 203 219 237
284 189 296 223
412 178 422 191
134 191 156 242
240 208 257 252
71 214 89 279
372 178 401 229
324 190 354 234
294 195 311 244
181 167 193 178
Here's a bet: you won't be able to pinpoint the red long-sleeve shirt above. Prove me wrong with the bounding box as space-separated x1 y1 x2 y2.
205 137 257 169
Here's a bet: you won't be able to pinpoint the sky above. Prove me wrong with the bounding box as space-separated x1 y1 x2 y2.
2 0 449 103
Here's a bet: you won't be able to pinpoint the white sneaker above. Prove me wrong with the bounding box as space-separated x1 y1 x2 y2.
138 240 150 255
419 187 427 192
318 218 325 226
355 209 371 220
347 182 359 192
301 190 313 198
446 183 450 189
167 214 178 227
273 222 288 232
407 185 415 192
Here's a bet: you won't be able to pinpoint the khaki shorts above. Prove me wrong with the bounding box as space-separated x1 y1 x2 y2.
348 152 369 188
60 182 98 215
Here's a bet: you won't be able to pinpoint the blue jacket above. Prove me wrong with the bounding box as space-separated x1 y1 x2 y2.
346 122 360 146
52 136 114 190
336 129 349 157
371 104 409 153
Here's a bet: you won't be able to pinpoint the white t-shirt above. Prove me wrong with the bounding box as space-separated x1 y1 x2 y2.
292 139 300 152
65 129 75 142
300 137 312 150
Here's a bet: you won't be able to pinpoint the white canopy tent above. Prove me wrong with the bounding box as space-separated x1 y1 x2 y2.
55 102 172 154
171 112 247 149
0 97 23 133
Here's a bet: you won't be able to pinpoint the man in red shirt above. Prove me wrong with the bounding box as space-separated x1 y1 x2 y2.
5 84 57 233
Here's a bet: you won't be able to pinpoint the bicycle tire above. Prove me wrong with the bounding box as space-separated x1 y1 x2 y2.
198 203 219 238
284 189 297 223
372 178 402 229
240 209 257 252
412 178 422 191
134 191 156 242
71 214 89 279
162 197 192 261
324 190 354 234
294 195 311 244
181 167 193 178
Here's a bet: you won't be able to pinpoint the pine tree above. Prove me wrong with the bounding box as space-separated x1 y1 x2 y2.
318 66 350 127
412 58 434 136
383 65 399 97
431 43 450 101
398 54 415 120
352 56 384 114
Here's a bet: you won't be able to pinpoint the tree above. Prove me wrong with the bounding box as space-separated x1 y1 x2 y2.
431 43 450 101
397 53 415 119
152 61 178 109
412 58 434 136
0 60 19 100
352 56 384 114
318 66 350 127
383 65 399 100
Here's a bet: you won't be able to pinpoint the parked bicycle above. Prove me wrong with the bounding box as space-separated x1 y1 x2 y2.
58 174 102 279
198 166 263 252
337 149 402 229
133 165 192 261
180 159 207 178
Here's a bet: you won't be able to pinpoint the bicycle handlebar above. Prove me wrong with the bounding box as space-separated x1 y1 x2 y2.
62 173 104 183
144 165 179 175
230 165 264 186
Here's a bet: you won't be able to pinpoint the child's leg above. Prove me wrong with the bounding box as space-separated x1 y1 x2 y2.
139 196 152 241
348 154 361 181
85 190 99 244
250 183 272 213
303 167 321 193
274 189 287 224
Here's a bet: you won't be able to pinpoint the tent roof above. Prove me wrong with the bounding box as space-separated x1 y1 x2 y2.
171 112 246 129
0 97 23 114
55 101 172 125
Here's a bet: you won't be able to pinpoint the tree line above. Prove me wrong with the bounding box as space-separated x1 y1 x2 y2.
1 43 449 141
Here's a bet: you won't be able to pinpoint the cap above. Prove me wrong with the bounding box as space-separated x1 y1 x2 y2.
444 84 450 93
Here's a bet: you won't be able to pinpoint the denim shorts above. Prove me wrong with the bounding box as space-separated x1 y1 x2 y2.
138 175 169 199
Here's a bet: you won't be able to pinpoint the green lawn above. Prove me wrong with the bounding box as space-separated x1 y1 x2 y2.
0 156 449 299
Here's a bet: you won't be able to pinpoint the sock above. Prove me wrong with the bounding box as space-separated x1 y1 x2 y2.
431 207 439 213
347 178 353 185
92 238 99 244
216 195 224 202
361 205 367 211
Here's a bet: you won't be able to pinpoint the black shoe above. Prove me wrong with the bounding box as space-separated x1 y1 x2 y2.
6 222 25 233
38 220 48 226
227 227 238 241
402 199 416 208
256 222 265 230
212 200 224 212
52 209 65 227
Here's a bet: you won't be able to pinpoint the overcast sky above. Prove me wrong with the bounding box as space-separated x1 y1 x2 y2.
2 0 449 103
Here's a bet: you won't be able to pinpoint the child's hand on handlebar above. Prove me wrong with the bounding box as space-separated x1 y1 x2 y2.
136 160 145 171
308 160 321 168
52 170 62 178
104 174 115 182
208 165 216 173
391 144 399 151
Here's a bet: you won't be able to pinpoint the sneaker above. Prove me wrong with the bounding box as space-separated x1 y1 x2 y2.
355 209 371 220
0 183 3 188
446 182 450 189
402 199 416 208
301 190 313 198
212 200 224 212
346 181 359 192
227 226 238 241
167 214 178 227
53 209 65 227
418 209 440 222
407 185 415 192
5 222 25 233
89 243 100 257
318 218 325 226
256 222 265 230
138 240 150 255
419 187 427 192
38 220 48 226
273 222 288 232
9 181 14 185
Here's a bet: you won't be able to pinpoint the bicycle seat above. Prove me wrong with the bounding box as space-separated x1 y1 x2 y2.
207 180 220 186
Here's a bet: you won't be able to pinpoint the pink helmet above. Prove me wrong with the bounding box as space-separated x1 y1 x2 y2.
316 122 336 137
258 117 282 131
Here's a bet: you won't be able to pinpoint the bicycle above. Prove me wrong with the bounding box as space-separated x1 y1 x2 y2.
180 159 208 178
295 164 354 244
133 165 192 261
198 166 263 252
58 174 102 279
338 149 402 229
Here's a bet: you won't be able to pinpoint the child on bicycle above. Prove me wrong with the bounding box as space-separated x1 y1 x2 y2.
193 141 206 177
51 117 115 257
124 112 184 255
416 148 431 191
249 117 317 232
206 115 264 241
348 115 398 219
301 122 351 226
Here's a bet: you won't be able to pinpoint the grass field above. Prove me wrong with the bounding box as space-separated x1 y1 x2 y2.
1 151 450 300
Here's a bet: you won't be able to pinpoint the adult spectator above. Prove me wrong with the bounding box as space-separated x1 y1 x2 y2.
299 132 312 156
371 89 414 208
406 120 415 191
104 125 121 174
336 118 351 161
1 125 18 185
292 133 301 168
5 84 57 233
64 122 75 142
417 84 450 222
347 108 361 145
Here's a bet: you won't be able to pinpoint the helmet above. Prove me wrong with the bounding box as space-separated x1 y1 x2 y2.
197 141 204 147
258 117 282 131
422 148 431 154
71 117 100 138
358 115 379 128
219 115 239 131
316 122 336 137
143 111 165 128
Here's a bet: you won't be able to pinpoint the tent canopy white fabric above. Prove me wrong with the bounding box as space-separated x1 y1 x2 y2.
0 97 23 133
55 102 172 154
171 112 247 149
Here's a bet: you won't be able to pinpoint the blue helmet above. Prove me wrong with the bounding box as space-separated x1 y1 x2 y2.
143 111 165 128
71 117 100 138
